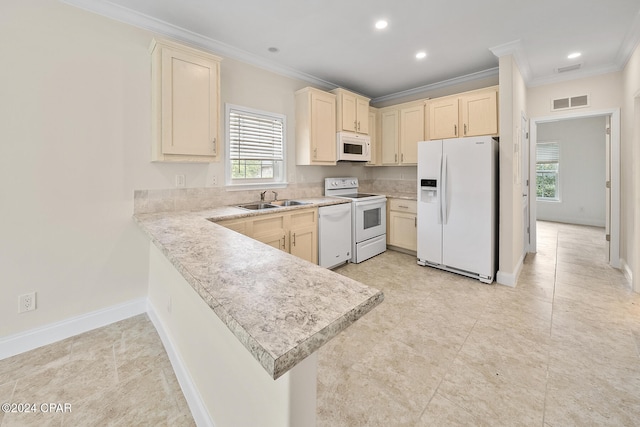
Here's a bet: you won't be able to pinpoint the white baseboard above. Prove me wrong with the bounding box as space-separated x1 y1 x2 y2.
147 302 214 427
496 252 525 287
620 258 633 287
0 298 148 360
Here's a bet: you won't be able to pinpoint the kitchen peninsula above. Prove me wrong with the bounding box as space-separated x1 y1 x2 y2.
134 197 384 426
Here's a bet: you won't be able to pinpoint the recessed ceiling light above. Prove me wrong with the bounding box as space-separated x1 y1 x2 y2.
268 47 279 53
375 20 388 30
416 51 427 59
567 52 581 59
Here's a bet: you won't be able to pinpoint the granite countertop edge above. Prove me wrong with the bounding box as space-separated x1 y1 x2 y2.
133 197 384 380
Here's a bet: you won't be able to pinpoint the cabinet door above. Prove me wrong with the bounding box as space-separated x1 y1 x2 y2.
161 47 219 156
289 224 317 264
367 109 379 165
311 91 337 163
340 92 358 132
429 97 459 140
215 218 247 235
381 109 399 165
250 213 286 252
356 97 369 134
399 105 424 164
461 90 498 137
389 211 417 251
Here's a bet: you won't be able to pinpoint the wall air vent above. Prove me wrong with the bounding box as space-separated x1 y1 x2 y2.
551 94 590 111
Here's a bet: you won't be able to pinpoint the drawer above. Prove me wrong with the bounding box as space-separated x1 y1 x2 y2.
389 198 417 214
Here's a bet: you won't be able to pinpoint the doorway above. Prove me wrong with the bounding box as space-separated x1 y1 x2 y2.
528 109 620 268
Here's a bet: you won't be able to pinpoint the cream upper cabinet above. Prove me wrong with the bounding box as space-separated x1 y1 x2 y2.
366 107 380 166
295 87 337 165
428 96 459 139
427 87 498 140
150 38 221 162
460 90 498 137
331 88 370 134
380 108 400 165
399 104 425 165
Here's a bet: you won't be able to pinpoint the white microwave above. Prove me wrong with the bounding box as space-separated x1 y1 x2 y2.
337 132 371 162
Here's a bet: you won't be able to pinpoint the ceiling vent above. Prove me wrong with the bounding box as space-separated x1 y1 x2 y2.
551 94 590 111
556 63 582 73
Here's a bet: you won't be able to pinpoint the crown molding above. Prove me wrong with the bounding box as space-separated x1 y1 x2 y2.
526 63 622 87
60 0 339 91
489 39 532 82
615 8 640 68
370 67 499 105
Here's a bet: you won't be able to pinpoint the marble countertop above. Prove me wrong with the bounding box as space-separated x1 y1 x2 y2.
384 192 417 201
134 197 384 379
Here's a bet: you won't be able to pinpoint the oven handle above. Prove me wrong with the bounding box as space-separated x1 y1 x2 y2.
354 198 386 208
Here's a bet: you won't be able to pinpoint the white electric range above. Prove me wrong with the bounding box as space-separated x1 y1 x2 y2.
324 177 387 263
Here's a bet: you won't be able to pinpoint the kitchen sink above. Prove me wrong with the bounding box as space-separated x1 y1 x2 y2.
237 202 279 210
270 200 311 207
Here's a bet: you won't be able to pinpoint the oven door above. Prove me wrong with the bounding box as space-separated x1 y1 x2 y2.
354 198 386 242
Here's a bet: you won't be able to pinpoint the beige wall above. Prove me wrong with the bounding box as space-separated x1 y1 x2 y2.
622 43 640 289
527 72 623 119
0 0 367 337
497 55 527 284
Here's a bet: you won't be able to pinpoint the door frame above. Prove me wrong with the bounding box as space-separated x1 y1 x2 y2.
528 108 620 268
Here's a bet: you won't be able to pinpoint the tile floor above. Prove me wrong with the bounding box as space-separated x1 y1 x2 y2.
1 221 638 426
0 315 194 426
318 221 640 426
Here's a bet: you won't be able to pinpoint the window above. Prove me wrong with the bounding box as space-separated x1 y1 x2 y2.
536 142 560 201
226 104 285 186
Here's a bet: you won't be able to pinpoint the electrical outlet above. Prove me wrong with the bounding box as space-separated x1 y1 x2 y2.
175 174 186 188
19 292 36 313
212 175 217 186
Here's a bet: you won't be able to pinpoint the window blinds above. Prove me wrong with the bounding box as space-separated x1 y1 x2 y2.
536 142 559 164
229 109 284 161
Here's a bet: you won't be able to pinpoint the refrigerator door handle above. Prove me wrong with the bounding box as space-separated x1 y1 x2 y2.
441 154 448 225
437 154 443 224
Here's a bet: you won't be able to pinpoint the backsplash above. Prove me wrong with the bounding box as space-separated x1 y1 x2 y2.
360 179 416 195
134 182 325 214
134 179 417 214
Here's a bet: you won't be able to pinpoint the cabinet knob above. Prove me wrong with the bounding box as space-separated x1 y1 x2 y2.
464 124 467 135
292 233 296 247
282 234 286 249
212 138 217 153
454 124 457 136
313 148 317 159
354 120 358 131
395 154 398 162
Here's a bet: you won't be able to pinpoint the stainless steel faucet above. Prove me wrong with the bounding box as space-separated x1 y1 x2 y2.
271 191 278 201
260 190 267 201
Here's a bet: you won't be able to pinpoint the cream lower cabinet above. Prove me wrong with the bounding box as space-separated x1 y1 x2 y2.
387 199 417 252
150 38 221 162
217 208 318 264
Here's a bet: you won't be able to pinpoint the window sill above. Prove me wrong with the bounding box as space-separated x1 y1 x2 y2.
225 182 289 191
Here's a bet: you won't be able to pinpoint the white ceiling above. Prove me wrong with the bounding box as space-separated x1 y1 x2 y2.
65 0 640 102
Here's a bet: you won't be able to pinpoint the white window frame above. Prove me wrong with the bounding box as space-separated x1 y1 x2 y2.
536 141 560 202
225 103 287 189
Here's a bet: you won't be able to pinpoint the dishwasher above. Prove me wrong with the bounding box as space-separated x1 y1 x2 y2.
318 203 352 269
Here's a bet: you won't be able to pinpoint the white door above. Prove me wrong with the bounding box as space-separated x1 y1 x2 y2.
522 113 530 254
605 115 611 262
442 137 495 277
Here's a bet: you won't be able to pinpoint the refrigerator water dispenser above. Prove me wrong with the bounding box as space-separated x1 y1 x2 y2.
420 179 438 203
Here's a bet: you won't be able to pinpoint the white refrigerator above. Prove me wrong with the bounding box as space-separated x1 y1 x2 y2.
417 136 498 283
